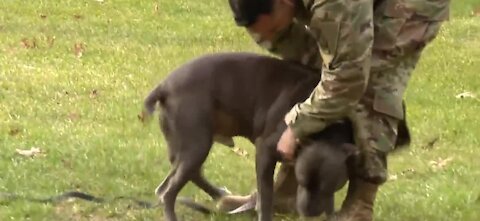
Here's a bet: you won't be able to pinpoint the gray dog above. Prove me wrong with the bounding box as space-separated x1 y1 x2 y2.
141 52 410 221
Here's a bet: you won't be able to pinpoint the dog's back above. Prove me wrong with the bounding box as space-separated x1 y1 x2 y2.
145 52 321 139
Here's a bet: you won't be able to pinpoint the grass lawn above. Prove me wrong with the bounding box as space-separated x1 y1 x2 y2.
1 0 480 220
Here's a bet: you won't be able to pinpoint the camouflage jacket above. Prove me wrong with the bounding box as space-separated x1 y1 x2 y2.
249 0 450 139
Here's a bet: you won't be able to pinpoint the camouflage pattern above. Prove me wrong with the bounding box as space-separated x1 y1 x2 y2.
248 0 450 183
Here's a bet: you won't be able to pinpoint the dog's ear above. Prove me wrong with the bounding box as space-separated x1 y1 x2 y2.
340 143 359 157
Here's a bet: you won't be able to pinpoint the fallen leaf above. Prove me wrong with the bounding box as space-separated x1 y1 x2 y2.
231 147 248 157
73 14 84 20
388 174 398 181
137 111 148 123
68 112 81 121
400 168 416 176
429 157 453 170
154 3 159 13
73 42 85 58
388 168 416 181
47 36 56 48
20 38 37 49
40 14 47 19
455 91 476 99
422 136 439 149
89 89 98 98
9 128 21 136
62 158 73 169
15 147 44 158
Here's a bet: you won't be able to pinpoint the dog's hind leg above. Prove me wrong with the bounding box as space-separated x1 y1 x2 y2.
191 173 230 200
161 142 213 221
159 103 214 221
155 167 176 198
155 115 178 197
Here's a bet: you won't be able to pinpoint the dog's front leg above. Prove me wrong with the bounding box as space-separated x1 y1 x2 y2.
256 143 277 221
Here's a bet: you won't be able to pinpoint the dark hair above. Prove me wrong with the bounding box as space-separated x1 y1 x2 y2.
228 0 274 27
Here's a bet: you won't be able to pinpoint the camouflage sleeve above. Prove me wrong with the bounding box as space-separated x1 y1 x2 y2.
283 0 375 139
247 20 323 70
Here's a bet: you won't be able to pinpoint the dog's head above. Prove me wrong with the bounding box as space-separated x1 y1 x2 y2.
294 137 357 217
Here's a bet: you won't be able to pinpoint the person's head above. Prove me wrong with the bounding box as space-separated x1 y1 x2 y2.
228 0 296 42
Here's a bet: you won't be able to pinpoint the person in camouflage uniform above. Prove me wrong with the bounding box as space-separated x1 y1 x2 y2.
218 0 450 220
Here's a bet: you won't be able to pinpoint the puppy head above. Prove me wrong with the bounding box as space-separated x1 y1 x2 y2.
294 142 357 217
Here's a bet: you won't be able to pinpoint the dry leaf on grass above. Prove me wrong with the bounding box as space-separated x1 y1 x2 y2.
400 168 416 175
20 38 37 49
68 112 81 121
137 111 150 123
73 42 85 58
388 174 398 181
47 36 56 48
89 89 98 98
429 157 453 170
388 168 416 181
9 128 21 136
422 136 439 149
455 91 477 99
231 147 248 157
15 147 45 158
73 14 84 20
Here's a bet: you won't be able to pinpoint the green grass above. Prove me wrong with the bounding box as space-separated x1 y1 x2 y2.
1 0 479 220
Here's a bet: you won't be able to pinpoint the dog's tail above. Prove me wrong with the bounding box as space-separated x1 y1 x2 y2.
138 83 168 124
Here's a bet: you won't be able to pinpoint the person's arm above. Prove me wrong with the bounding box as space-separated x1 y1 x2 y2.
284 0 375 139
250 1 373 141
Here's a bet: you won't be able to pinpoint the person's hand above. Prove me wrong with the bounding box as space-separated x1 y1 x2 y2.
277 126 298 161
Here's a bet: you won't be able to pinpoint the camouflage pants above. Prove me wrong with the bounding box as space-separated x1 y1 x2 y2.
255 0 449 199
347 0 448 180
